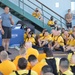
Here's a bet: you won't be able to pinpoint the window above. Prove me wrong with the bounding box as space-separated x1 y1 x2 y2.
71 2 75 14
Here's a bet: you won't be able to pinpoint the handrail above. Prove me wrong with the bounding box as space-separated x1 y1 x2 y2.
35 0 66 21
20 0 65 25
18 0 66 28
27 0 66 25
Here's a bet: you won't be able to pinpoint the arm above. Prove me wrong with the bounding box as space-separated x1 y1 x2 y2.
9 16 14 25
0 19 4 35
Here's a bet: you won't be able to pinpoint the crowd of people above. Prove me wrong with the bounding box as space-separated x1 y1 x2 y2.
0 5 75 75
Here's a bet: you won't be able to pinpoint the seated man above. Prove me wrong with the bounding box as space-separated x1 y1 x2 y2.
25 42 39 59
67 47 75 62
38 30 53 47
0 51 16 75
41 65 54 75
28 55 47 75
52 30 64 46
59 58 74 75
32 8 41 19
70 54 75 74
13 47 31 70
10 57 38 75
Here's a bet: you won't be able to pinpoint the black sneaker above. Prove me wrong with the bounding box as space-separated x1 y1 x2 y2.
6 51 12 55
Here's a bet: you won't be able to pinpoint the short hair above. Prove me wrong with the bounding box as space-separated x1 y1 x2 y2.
45 48 53 57
59 58 69 69
19 47 26 55
42 65 53 73
28 55 37 62
68 9 71 12
18 57 27 69
0 51 8 60
4 6 9 9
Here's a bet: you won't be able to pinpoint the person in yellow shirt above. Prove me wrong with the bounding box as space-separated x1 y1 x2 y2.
25 42 39 59
38 47 49 62
66 34 75 47
10 57 38 75
24 27 31 41
48 16 55 27
62 30 70 45
28 55 47 75
25 31 36 45
69 54 75 74
32 8 41 19
59 58 74 75
41 65 54 75
39 28 47 37
41 48 60 75
13 47 31 70
38 30 53 47
67 46 75 63
53 30 64 46
0 51 16 75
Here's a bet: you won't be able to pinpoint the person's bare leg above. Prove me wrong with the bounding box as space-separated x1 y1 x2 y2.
5 39 10 51
2 39 7 49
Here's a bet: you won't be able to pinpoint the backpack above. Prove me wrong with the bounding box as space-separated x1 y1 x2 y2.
14 70 31 75
45 58 58 75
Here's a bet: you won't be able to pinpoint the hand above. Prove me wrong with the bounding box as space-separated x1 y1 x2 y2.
1 29 4 35
9 16 12 20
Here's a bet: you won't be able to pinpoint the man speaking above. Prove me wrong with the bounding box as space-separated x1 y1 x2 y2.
0 7 14 54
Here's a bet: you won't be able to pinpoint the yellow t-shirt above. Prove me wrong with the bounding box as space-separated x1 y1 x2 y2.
40 35 53 42
0 60 16 75
26 48 39 59
32 12 41 18
48 20 54 26
39 33 44 37
67 52 75 62
41 57 60 72
38 53 46 62
67 39 75 46
13 55 31 70
53 36 64 46
25 37 36 45
32 62 47 75
9 69 38 75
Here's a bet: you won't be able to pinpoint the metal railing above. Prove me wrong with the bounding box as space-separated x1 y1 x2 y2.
16 0 67 28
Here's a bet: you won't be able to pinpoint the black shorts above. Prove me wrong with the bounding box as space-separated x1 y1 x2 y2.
66 22 72 28
2 26 11 39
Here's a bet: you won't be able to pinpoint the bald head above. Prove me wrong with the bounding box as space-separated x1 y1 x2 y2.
25 42 32 49
0 51 8 61
19 47 26 55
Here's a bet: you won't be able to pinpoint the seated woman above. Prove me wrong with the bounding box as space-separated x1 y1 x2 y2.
25 31 36 46
39 28 47 38
24 27 31 42
32 8 41 19
47 16 55 27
